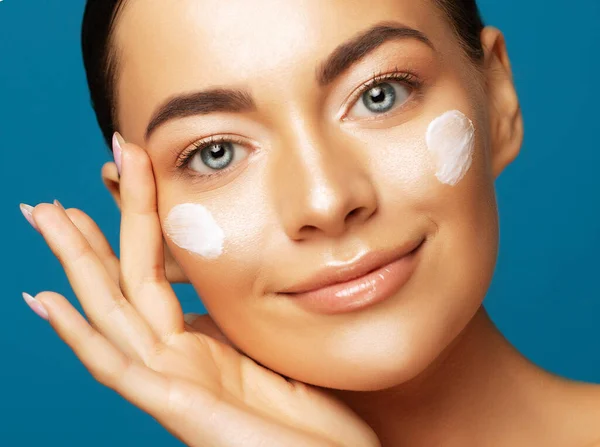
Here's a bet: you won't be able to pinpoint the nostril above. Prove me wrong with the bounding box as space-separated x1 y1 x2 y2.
299 224 319 235
295 205 376 239
345 207 364 223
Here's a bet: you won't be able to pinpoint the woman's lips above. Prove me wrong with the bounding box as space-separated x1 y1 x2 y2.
279 238 425 315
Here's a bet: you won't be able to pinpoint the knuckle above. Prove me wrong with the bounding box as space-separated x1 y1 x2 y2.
77 327 109 380
78 328 132 388
91 353 132 388
146 262 166 282
143 341 168 371
88 318 100 332
121 265 166 297
164 383 197 419
105 294 129 320
65 208 90 226
63 241 95 266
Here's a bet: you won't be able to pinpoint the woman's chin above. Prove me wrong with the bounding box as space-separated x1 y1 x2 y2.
268 335 447 392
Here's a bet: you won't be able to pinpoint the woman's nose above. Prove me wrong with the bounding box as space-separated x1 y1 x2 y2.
272 128 378 241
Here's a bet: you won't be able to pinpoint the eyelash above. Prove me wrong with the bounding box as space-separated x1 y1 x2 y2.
175 134 247 175
176 69 423 174
342 68 422 119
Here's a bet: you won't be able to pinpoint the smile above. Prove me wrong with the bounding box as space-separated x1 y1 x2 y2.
279 237 425 315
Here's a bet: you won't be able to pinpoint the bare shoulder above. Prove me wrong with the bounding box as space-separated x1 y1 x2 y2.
564 380 600 447
517 373 600 446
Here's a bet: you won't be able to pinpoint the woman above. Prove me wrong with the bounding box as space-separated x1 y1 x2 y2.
18 0 600 445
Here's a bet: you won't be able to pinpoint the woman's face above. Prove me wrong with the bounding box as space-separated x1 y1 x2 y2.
112 0 511 390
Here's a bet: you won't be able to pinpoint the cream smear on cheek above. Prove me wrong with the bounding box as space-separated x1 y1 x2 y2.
425 110 475 186
163 203 225 259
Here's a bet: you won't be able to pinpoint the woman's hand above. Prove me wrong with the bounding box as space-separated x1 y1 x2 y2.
21 140 380 447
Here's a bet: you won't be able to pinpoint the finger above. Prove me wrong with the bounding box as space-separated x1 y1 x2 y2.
118 139 185 338
32 203 159 364
34 291 176 420
35 292 334 447
61 201 184 286
63 206 120 284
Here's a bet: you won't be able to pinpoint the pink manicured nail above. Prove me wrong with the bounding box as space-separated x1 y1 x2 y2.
112 132 125 175
53 199 65 210
20 203 39 232
22 293 49 321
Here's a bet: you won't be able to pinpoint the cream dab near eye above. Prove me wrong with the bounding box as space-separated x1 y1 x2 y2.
348 80 412 118
426 110 475 186
186 140 250 175
164 203 224 259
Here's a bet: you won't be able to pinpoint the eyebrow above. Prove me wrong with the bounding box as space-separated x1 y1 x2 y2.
144 21 434 142
145 89 255 141
316 21 434 86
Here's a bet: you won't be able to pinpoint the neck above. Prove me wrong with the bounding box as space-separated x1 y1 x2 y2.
323 306 580 447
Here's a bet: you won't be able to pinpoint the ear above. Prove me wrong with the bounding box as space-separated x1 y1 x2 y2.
101 161 190 283
101 161 122 208
480 26 524 178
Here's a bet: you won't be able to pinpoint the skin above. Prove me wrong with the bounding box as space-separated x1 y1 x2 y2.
23 0 600 445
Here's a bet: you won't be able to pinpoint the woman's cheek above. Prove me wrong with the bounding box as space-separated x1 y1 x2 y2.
425 109 475 186
163 202 225 259
160 173 274 305
158 108 479 293
347 109 476 205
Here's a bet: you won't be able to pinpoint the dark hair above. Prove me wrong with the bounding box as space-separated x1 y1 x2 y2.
81 0 485 151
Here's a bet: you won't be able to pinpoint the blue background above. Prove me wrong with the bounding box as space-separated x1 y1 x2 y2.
1 1 598 445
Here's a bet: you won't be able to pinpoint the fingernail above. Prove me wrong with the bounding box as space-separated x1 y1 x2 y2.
19 203 39 232
22 292 49 321
53 199 65 210
184 313 201 325
112 132 125 175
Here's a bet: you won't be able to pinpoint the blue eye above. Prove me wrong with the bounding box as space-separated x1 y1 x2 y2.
186 140 249 175
200 142 234 170
361 83 397 113
346 75 415 119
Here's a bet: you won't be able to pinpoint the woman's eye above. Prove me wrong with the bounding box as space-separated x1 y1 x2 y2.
187 141 249 174
347 81 412 118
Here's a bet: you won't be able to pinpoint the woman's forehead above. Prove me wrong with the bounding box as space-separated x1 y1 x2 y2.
113 0 450 139
115 0 445 80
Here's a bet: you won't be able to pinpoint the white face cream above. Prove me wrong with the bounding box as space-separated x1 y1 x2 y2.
425 110 475 186
163 203 224 259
